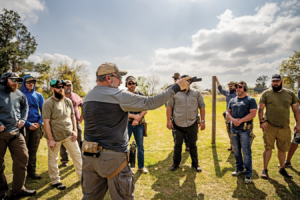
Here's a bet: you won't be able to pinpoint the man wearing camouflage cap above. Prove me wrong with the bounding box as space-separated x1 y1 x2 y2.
126 76 148 174
81 62 191 200
216 77 237 152
0 73 36 199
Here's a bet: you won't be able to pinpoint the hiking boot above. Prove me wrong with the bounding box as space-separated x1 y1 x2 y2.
279 168 293 178
191 165 202 172
232 170 243 177
169 164 179 171
61 162 68 167
138 167 148 174
260 169 269 179
278 161 292 168
11 189 36 198
28 173 41 180
245 177 251 184
52 182 66 190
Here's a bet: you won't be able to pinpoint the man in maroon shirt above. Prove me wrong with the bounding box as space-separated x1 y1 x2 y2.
60 80 83 166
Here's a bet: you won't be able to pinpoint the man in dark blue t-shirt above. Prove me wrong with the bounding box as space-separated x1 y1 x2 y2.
227 81 257 184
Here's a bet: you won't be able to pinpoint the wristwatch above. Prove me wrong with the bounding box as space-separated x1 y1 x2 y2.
201 120 205 123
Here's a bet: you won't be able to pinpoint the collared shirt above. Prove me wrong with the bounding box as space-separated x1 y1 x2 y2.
166 88 205 128
218 85 237 109
67 92 83 122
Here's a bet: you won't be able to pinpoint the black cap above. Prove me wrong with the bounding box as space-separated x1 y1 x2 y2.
50 79 66 87
272 74 281 81
235 81 247 88
0 72 23 84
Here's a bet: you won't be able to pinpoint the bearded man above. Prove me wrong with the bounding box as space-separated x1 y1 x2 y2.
0 73 36 199
216 77 237 152
60 80 83 167
42 79 82 190
259 74 300 179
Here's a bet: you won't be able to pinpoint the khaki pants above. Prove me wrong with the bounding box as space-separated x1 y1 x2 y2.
82 152 134 200
0 131 28 196
47 136 82 184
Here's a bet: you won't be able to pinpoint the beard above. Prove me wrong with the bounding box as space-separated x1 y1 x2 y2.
5 83 17 92
110 78 119 88
272 83 283 92
229 88 235 93
237 91 243 96
54 90 65 100
65 89 72 94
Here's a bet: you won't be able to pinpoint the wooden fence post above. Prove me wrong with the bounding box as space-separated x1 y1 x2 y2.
212 76 216 145
297 76 300 89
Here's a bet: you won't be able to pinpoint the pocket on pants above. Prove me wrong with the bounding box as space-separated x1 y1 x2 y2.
115 168 134 198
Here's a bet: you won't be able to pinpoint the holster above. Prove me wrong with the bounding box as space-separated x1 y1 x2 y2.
143 122 148 137
196 114 200 124
242 123 256 145
82 140 102 153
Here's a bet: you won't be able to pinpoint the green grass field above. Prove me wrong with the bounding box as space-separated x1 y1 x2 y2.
4 96 300 199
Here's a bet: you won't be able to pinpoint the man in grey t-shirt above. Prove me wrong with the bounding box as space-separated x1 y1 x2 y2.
82 63 191 200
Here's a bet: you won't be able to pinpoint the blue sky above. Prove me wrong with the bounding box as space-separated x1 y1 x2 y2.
1 0 300 91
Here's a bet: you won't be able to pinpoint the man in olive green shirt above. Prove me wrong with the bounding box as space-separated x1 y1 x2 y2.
43 79 82 190
258 74 300 179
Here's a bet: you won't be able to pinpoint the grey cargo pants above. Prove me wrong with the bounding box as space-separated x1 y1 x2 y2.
82 151 134 200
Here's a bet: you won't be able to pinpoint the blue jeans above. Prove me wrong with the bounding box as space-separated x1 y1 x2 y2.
231 128 252 177
128 123 145 169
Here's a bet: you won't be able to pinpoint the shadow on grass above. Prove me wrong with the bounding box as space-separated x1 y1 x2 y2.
149 151 204 200
47 181 81 200
212 146 235 178
267 177 300 199
232 175 267 199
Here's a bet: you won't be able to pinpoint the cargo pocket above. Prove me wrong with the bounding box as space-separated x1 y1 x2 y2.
114 167 135 198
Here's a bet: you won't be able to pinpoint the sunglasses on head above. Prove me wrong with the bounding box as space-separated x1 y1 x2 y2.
54 86 64 89
128 82 136 86
26 80 36 84
236 86 243 89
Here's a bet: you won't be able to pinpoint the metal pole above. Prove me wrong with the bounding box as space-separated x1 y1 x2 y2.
212 76 216 145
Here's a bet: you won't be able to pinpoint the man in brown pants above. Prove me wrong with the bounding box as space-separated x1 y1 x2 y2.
0 73 36 199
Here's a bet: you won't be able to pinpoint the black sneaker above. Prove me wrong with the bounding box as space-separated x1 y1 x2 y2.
260 169 269 179
11 189 36 198
278 161 292 168
0 193 9 200
169 164 179 171
61 162 68 167
279 168 293 178
191 165 202 172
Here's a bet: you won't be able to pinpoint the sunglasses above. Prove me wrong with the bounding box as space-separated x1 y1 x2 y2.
54 86 64 89
174 78 179 80
236 86 243 89
26 81 36 84
9 78 20 83
110 74 122 81
128 82 136 86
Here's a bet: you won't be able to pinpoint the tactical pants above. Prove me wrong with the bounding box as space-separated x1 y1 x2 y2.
25 126 41 175
82 152 134 200
0 131 28 196
173 122 199 167
60 122 82 163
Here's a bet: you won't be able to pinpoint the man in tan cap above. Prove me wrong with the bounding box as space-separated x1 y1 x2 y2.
81 62 191 200
216 77 237 152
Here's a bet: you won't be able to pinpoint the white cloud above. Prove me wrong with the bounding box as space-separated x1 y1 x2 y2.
149 2 300 88
28 53 91 67
0 0 45 24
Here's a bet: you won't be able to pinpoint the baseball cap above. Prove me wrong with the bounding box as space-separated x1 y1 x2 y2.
96 62 127 76
0 72 23 84
228 81 236 86
272 74 282 81
235 81 247 88
172 73 180 79
25 77 36 82
126 76 137 83
50 79 66 87
64 80 72 85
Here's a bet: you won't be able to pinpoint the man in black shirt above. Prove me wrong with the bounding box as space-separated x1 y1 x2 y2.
126 76 148 174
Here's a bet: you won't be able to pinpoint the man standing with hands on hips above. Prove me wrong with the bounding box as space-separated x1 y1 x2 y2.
227 81 257 184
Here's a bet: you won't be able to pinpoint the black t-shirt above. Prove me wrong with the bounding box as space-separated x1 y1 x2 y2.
228 95 257 130
129 91 145 114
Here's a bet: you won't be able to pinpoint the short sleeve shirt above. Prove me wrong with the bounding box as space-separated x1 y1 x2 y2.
228 95 257 130
259 88 299 128
42 97 74 141
68 92 83 121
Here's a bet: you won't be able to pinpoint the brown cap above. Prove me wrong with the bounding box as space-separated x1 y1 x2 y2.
126 76 137 83
172 73 180 79
228 81 236 86
25 77 36 82
96 62 127 76
64 80 72 85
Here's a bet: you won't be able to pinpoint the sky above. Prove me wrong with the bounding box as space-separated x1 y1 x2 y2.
1 0 300 91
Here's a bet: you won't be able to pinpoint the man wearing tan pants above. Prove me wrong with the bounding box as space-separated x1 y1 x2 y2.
43 79 82 190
